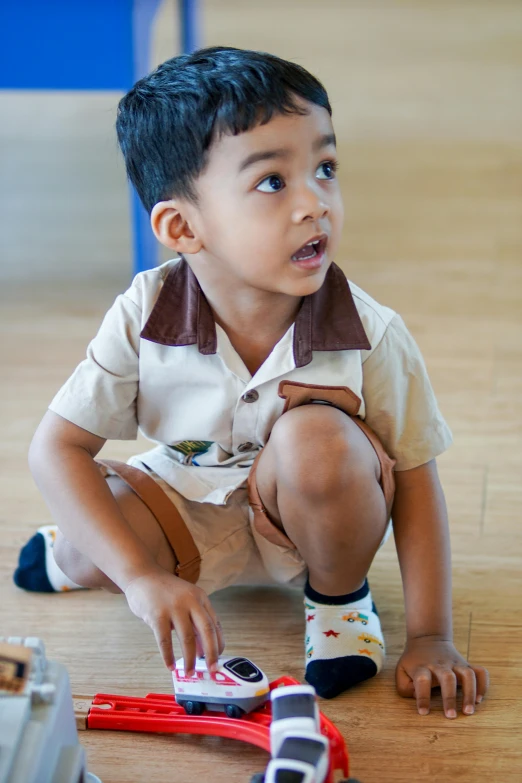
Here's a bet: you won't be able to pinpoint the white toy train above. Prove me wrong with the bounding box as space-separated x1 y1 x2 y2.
172 657 361 782
267 685 329 783
251 684 361 783
172 655 270 717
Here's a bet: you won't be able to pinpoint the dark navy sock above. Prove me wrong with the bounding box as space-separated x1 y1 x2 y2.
13 532 55 592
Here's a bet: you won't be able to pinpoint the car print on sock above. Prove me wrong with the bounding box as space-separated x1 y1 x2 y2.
357 633 384 650
305 610 383 659
341 611 368 625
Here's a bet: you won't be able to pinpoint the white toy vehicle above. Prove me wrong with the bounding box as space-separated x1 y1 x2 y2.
172 655 269 717
270 684 320 756
250 685 360 783
263 731 329 783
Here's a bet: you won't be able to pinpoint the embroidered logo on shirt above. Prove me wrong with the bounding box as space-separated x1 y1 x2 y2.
171 440 214 457
170 440 215 466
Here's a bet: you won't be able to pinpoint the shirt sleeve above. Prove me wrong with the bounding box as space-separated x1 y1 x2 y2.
48 292 141 440
362 314 453 471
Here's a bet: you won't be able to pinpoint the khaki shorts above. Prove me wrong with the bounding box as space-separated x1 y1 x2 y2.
97 416 396 596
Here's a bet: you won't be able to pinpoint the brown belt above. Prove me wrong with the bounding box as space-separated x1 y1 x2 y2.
96 459 201 584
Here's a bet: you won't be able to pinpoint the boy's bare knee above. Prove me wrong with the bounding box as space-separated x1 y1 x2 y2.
269 405 380 495
272 403 352 447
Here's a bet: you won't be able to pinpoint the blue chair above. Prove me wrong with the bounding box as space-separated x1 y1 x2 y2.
0 0 200 274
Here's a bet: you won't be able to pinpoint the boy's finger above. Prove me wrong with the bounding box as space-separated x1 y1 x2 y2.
454 666 476 715
152 617 174 669
194 634 204 659
433 667 457 718
215 618 226 656
174 615 198 677
203 598 226 655
395 663 415 698
471 665 489 702
191 606 220 672
413 668 433 714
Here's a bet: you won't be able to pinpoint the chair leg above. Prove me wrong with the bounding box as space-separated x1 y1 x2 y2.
129 0 201 274
180 0 200 53
131 187 159 274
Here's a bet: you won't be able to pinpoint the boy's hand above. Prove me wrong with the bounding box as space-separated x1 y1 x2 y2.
395 637 489 718
123 568 225 675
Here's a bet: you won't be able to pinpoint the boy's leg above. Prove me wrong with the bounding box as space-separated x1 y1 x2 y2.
255 404 389 594
53 474 178 593
14 470 180 594
254 403 392 698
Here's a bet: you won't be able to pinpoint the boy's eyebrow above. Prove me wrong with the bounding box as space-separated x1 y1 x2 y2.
238 132 337 173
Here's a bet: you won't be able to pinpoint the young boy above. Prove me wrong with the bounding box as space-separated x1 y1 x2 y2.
15 46 488 718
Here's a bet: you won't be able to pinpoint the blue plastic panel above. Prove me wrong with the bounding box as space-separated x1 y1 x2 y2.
0 0 135 90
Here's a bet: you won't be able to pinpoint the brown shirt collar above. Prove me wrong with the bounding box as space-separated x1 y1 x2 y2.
141 257 371 368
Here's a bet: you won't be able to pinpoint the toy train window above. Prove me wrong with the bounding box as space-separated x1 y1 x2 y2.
272 693 316 721
274 770 305 783
277 736 325 766
223 657 263 682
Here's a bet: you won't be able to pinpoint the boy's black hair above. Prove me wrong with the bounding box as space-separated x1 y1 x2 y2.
116 46 331 213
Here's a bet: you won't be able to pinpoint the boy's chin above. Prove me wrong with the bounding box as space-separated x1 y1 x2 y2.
285 261 331 294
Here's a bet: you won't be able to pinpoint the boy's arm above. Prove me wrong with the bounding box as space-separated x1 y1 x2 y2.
29 410 158 588
392 459 489 717
28 410 224 673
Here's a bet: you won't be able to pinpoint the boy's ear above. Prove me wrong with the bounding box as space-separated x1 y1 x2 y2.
150 201 203 254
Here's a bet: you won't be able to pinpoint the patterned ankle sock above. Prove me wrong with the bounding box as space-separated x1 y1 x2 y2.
304 578 385 699
13 525 85 592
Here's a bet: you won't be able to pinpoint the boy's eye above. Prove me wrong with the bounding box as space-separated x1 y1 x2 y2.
256 174 285 193
316 160 338 180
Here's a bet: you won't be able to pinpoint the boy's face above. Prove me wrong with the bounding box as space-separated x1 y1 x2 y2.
161 99 344 299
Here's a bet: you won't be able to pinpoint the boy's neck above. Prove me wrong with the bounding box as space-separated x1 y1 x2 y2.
190 263 303 341
208 288 302 340
192 266 303 376
210 294 300 377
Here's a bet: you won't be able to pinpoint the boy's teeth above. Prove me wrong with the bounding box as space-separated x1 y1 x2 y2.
292 241 319 261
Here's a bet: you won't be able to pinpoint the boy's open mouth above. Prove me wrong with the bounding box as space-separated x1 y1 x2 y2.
291 235 328 262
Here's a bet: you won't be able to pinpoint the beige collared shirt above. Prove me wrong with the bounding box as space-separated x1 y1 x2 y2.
49 258 452 505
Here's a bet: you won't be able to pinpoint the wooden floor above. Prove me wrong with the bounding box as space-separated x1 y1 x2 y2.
1 1 521 781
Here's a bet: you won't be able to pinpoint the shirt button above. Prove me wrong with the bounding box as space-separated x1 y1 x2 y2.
237 442 254 453
242 390 259 403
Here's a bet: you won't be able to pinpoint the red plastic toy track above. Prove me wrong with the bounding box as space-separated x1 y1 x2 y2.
86 676 349 782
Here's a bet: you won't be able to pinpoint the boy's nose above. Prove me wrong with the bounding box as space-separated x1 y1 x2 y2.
291 185 330 223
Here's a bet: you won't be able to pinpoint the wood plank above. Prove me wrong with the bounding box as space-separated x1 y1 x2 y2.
1 1 521 781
